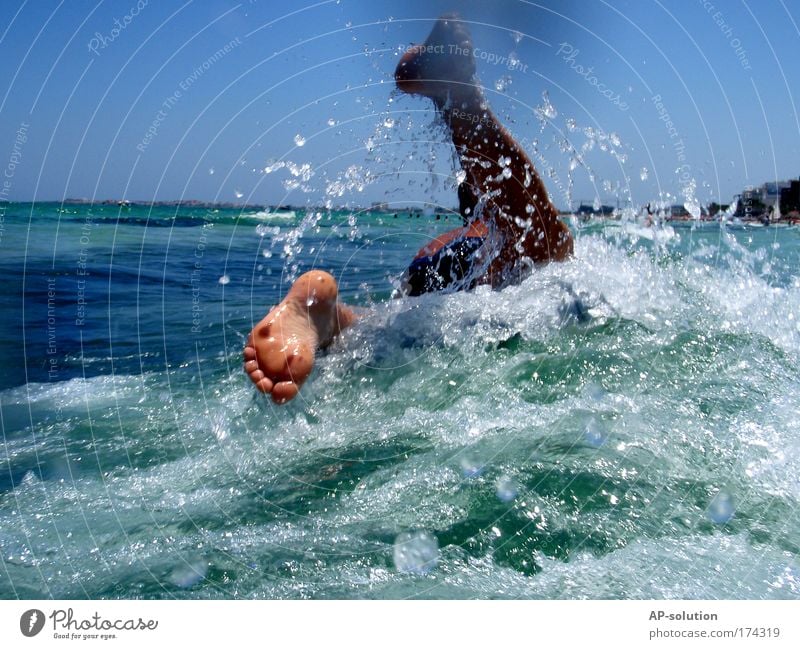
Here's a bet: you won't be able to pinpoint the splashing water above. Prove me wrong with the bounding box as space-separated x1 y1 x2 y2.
494 76 512 92
2 80 800 600
535 91 558 122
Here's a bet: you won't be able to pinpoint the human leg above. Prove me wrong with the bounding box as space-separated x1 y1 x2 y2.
395 15 573 285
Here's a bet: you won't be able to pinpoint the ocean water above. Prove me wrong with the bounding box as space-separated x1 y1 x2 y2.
1 202 799 599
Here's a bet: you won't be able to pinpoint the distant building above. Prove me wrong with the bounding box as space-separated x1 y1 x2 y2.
760 181 791 207
736 180 793 220
576 202 615 217
780 179 800 215
734 187 767 219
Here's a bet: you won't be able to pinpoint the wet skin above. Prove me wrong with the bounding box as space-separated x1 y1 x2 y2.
245 15 572 403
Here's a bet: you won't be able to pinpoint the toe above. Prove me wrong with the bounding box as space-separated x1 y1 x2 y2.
271 381 299 404
256 377 273 393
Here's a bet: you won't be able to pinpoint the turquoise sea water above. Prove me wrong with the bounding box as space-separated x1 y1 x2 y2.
1 202 799 598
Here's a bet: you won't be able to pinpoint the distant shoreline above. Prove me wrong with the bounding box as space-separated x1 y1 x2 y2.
2 199 459 214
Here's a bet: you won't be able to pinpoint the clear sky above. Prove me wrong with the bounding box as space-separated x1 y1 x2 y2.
1 0 798 211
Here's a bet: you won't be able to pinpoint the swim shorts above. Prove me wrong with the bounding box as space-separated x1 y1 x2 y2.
403 236 485 296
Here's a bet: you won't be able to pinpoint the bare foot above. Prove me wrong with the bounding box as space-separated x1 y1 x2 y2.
395 14 480 106
244 270 355 404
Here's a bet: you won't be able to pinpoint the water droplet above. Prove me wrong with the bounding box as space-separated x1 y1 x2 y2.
511 30 523 44
584 418 607 448
496 475 518 502
294 133 306 147
264 160 285 174
327 118 336 127
208 167 215 175
383 117 395 128
536 91 558 120
494 75 511 92
169 559 208 588
455 169 467 184
234 189 244 199
393 531 439 575
218 275 230 285
460 456 484 479
707 491 735 524
640 167 649 181
684 197 701 219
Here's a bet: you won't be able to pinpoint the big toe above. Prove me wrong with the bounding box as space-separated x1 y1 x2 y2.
271 381 300 404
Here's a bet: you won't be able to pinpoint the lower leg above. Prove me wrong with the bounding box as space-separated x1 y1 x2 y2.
395 15 573 277
244 270 356 404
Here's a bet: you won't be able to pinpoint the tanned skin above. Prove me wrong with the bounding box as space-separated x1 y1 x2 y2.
245 15 572 403
395 14 572 284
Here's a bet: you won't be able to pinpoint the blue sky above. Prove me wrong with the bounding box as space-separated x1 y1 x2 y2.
0 0 798 210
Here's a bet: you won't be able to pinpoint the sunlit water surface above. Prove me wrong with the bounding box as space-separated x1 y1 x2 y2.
1 204 799 599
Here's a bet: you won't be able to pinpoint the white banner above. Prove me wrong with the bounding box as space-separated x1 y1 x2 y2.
0 600 797 648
